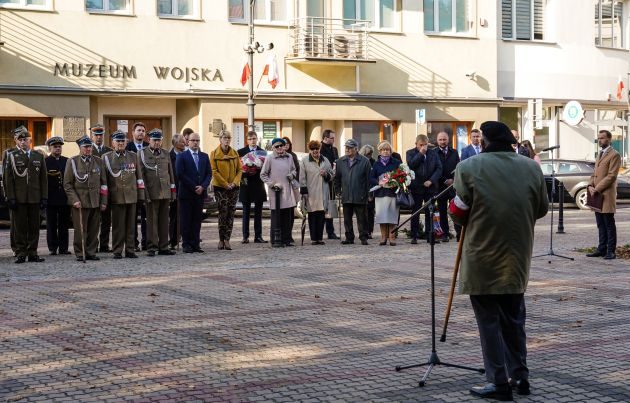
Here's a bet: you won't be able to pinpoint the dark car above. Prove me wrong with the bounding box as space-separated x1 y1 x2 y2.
540 159 630 209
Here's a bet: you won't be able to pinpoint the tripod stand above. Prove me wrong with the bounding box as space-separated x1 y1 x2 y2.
393 186 484 387
533 146 574 263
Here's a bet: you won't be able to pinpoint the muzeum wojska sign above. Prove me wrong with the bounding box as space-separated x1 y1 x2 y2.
53 63 224 83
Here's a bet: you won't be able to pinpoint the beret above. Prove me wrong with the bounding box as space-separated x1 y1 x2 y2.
479 121 517 144
271 138 286 146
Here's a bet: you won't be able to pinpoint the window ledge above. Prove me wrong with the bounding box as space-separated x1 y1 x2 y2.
596 45 629 52
502 38 557 45
87 10 135 17
425 32 478 39
369 29 403 35
230 20 288 28
158 15 203 22
0 5 54 13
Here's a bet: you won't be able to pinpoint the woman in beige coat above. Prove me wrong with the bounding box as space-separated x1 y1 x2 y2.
299 140 334 245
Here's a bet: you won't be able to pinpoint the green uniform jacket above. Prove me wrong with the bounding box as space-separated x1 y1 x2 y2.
103 150 145 204
450 152 549 295
92 144 113 158
63 155 108 208
138 148 175 201
4 149 48 203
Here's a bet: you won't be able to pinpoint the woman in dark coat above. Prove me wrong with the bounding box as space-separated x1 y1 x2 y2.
369 141 401 246
360 144 376 238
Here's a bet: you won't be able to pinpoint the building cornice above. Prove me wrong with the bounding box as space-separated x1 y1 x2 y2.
501 97 628 109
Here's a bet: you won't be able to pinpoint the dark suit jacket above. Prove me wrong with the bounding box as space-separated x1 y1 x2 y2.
125 141 149 153
45 155 68 206
169 148 184 183
176 149 212 200
406 148 442 195
237 146 267 203
437 146 460 197
460 144 481 161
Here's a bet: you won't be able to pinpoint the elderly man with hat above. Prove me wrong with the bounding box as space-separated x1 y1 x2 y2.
103 131 146 259
2 125 27 257
138 129 176 257
63 135 108 261
90 123 114 253
45 136 71 256
333 138 372 245
4 127 48 263
260 137 299 247
449 121 548 400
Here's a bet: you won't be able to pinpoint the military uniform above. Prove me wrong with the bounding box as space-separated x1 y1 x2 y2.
2 146 17 255
138 130 176 255
63 137 108 260
91 124 114 252
4 134 48 263
103 131 145 258
45 137 70 255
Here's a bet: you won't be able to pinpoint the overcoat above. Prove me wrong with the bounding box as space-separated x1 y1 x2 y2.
299 154 333 212
589 147 621 214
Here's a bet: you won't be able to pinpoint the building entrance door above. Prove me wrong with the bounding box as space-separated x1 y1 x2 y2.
105 117 165 145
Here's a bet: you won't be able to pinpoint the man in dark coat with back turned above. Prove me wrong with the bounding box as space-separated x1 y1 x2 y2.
406 134 442 244
45 136 71 255
238 130 268 244
436 131 460 242
449 121 548 400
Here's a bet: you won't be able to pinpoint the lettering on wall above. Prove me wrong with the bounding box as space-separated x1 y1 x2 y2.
63 116 86 142
52 63 224 83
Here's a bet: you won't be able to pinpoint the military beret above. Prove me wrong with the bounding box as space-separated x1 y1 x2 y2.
344 138 359 148
271 138 286 147
46 136 64 146
12 125 30 139
479 121 517 144
90 124 105 135
111 130 126 141
76 135 93 147
148 128 163 140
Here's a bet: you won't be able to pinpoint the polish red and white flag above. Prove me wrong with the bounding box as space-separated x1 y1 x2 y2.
240 57 251 87
616 76 625 101
262 54 280 89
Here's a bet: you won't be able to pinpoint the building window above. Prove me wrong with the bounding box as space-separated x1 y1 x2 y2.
158 0 199 18
424 0 472 34
86 0 131 13
427 121 472 149
343 0 398 30
595 0 624 48
501 0 545 40
0 0 52 10
228 0 288 23
352 121 398 151
0 118 51 157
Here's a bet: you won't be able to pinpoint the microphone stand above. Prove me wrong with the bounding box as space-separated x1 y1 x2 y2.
392 185 484 386
533 146 574 262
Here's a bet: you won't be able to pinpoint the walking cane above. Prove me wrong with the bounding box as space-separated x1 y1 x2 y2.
78 207 86 263
176 200 181 251
440 225 465 342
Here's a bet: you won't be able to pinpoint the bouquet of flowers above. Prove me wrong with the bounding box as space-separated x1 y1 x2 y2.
369 163 415 193
241 150 267 176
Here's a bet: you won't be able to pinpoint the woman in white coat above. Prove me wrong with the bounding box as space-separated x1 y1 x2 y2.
299 140 334 245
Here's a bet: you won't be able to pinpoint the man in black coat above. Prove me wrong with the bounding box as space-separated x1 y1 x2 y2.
406 134 443 244
168 133 186 249
126 122 149 250
238 131 268 243
320 129 340 239
436 131 460 242
45 137 71 255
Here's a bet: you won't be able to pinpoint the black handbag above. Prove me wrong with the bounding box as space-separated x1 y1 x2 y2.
396 191 415 209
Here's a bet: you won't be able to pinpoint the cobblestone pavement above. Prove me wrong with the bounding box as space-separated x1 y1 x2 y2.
1 208 629 402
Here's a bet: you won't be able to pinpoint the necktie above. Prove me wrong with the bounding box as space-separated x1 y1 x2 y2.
474 146 479 154
137 144 142 151
193 152 199 170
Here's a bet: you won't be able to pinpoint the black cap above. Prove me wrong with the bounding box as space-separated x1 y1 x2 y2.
148 128 163 140
76 136 93 147
479 121 517 144
111 130 126 141
46 136 64 146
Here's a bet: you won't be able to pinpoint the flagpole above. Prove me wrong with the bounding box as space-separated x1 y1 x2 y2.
247 0 256 131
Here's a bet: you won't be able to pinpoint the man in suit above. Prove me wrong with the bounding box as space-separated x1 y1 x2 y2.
90 124 114 252
586 129 621 260
63 136 108 261
511 129 531 157
238 130 268 244
138 129 176 257
460 129 482 161
45 136 71 256
436 131 461 242
103 130 145 259
176 132 211 253
320 129 340 240
168 133 186 249
406 134 443 244
5 128 48 264
126 122 149 251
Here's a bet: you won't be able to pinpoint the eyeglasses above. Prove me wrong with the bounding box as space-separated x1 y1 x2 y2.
222 137 232 140
273 144 284 149
189 139 200 142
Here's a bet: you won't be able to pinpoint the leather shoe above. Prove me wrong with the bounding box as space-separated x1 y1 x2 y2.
113 253 123 259
410 238 418 245
284 242 295 247
194 248 205 253
125 253 138 259
242 238 249 244
586 251 604 257
28 255 45 262
509 379 530 396
85 255 100 261
49 250 58 256
183 248 194 253
440 236 450 243
147 250 156 257
604 253 616 260
59 251 71 255
327 234 340 240
254 237 268 243
470 383 513 401
99 247 112 253
223 241 232 251
341 240 354 245
158 250 175 256
361 239 369 245
15 256 26 264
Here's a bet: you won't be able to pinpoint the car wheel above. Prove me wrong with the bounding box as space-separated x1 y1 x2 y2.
575 188 589 210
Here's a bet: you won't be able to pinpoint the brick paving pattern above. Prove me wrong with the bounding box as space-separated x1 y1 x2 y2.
1 208 629 402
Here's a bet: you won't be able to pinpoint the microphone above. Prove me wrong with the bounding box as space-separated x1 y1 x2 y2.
542 145 560 152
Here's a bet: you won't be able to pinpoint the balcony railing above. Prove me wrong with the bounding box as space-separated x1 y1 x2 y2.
287 17 372 62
